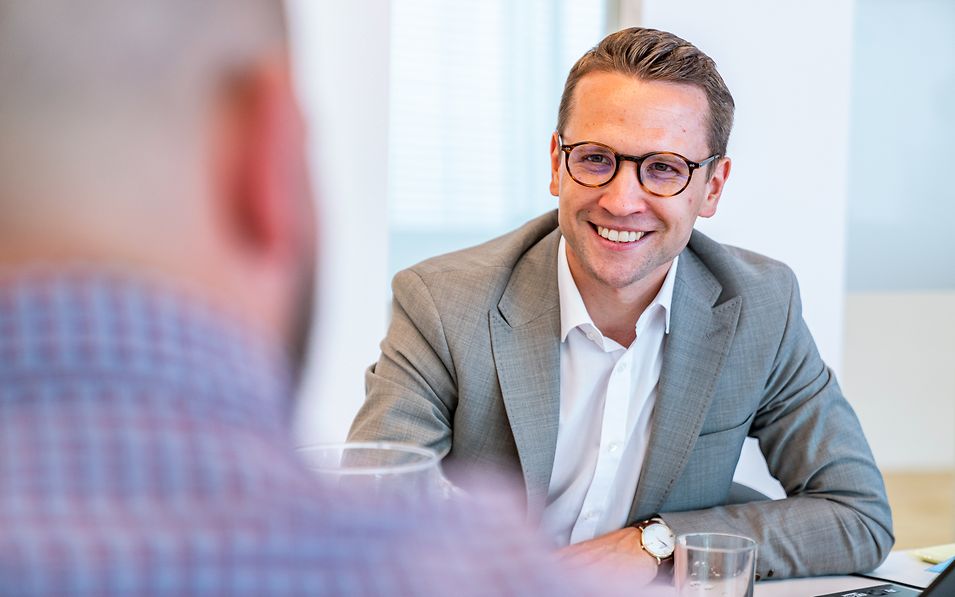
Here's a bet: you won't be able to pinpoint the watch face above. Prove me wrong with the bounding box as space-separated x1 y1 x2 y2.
642 523 676 558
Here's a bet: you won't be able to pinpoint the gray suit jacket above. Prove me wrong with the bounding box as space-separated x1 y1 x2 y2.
350 210 893 580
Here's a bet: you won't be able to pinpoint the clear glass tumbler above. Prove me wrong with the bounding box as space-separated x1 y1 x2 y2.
296 441 447 501
674 533 758 597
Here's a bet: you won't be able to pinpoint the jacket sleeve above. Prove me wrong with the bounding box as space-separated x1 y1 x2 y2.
348 268 458 457
660 269 894 580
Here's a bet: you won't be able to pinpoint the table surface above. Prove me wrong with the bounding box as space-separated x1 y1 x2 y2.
754 550 938 596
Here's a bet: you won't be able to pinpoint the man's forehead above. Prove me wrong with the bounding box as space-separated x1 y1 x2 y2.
572 72 707 119
565 71 710 151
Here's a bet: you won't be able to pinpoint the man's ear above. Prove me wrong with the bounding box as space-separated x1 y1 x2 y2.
698 156 731 219
549 132 562 197
212 58 313 265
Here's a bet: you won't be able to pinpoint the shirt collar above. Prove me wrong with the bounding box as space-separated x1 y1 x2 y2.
557 236 679 343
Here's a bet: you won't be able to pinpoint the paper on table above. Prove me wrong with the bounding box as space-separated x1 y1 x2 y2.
914 543 955 565
864 551 941 589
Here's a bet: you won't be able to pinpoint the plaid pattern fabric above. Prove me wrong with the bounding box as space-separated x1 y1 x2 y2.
0 270 601 596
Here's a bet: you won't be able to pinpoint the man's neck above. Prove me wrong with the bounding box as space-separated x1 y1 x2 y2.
574 265 671 348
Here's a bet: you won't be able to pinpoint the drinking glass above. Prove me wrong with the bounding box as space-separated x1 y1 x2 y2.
674 533 758 597
296 441 448 501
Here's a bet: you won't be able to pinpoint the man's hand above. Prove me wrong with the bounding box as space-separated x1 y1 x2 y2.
556 527 659 587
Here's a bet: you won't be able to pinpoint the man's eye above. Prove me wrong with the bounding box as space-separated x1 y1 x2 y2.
583 154 612 165
648 161 676 173
644 160 687 180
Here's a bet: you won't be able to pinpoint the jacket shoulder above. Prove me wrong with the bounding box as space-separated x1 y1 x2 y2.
395 211 559 301
686 230 799 307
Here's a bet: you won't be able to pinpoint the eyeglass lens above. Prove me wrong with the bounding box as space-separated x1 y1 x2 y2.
567 143 692 196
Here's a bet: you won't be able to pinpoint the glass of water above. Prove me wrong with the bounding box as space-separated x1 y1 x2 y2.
296 441 449 501
674 533 758 597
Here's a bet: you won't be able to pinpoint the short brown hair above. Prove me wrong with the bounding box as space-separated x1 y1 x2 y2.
556 27 735 157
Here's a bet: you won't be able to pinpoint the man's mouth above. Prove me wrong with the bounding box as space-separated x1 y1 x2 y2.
595 225 646 243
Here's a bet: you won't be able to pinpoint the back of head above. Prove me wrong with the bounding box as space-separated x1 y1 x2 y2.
0 0 317 359
0 0 287 268
0 1 285 100
557 27 735 157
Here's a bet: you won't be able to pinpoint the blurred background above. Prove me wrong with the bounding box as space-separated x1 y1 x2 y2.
289 0 954 549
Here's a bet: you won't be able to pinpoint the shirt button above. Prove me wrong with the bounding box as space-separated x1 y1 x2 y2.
608 442 621 453
583 510 599 521
618 360 629 371
586 332 598 342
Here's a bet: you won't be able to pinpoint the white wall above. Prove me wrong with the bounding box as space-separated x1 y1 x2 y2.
846 0 955 293
843 292 955 470
288 1 391 444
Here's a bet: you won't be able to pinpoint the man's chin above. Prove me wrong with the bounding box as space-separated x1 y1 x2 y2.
585 261 659 291
599 274 652 291
599 258 680 296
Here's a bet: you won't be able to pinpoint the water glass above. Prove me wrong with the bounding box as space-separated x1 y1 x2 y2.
296 441 447 501
674 533 758 597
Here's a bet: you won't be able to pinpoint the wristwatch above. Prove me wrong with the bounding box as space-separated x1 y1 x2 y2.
634 517 676 564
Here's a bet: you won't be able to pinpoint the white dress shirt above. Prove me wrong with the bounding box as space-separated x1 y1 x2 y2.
540 236 678 547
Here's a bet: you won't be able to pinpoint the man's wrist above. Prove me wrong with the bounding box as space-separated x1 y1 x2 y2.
632 516 676 572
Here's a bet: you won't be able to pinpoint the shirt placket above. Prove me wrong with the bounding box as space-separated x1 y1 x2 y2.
569 346 633 544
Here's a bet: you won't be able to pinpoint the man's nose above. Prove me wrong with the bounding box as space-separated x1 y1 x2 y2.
597 160 651 216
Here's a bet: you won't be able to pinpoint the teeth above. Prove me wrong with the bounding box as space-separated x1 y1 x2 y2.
597 226 645 243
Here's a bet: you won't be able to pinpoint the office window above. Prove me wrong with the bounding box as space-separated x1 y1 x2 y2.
388 0 607 274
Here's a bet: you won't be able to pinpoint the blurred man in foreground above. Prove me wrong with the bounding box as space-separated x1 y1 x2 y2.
0 2 612 595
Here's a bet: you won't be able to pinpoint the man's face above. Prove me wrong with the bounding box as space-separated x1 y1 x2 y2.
550 71 729 297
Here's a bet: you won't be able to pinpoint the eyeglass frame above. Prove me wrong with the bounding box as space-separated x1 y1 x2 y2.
558 136 721 198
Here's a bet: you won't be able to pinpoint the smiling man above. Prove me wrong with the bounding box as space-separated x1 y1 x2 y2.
350 27 893 587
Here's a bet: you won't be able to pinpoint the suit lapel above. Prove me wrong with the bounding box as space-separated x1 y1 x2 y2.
629 243 742 521
489 228 562 518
